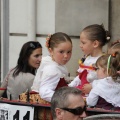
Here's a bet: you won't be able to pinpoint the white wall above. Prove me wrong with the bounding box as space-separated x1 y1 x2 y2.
9 0 55 68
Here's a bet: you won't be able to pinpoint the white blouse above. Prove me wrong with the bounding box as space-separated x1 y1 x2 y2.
69 55 99 87
31 55 69 102
86 77 120 107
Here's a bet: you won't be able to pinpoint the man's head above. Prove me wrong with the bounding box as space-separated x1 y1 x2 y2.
51 87 86 120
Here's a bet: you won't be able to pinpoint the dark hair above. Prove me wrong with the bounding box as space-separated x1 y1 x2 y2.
51 87 82 119
96 52 120 81
13 41 42 77
47 32 72 49
82 24 111 47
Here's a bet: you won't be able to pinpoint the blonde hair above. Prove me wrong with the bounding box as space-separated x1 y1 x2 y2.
96 53 120 81
108 40 120 54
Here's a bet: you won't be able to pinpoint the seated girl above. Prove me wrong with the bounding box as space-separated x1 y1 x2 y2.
31 32 72 102
83 39 120 94
86 53 120 110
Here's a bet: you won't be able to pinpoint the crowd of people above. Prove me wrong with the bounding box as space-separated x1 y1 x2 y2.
1 23 120 119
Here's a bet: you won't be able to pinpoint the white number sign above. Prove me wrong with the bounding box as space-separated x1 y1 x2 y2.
0 103 34 120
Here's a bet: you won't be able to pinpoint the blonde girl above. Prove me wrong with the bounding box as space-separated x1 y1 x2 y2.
108 40 120 54
86 52 120 109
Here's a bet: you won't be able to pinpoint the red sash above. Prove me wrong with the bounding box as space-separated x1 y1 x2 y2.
79 64 95 70
76 69 88 90
55 78 68 90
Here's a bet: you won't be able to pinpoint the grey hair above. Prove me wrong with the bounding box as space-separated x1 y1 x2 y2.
51 87 82 119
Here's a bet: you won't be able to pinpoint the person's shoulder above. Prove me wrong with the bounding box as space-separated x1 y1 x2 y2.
42 55 52 63
92 79 100 87
40 56 53 67
8 68 15 73
43 63 67 75
19 72 35 80
6 68 15 77
95 77 113 88
86 55 99 60
84 55 100 64
43 62 58 71
25 73 35 77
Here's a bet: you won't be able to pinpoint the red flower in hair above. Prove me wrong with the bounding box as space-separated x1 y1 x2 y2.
45 34 51 47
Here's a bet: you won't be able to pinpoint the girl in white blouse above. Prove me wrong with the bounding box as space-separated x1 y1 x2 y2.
86 53 120 109
69 24 110 94
31 32 72 102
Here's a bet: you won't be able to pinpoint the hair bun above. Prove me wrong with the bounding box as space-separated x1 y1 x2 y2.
107 36 111 40
106 30 111 41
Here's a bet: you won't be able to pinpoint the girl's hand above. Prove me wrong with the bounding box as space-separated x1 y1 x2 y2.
82 84 92 94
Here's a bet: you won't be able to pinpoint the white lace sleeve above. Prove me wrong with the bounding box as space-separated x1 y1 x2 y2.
86 88 99 106
39 73 60 102
39 65 63 102
91 80 100 88
87 71 97 83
